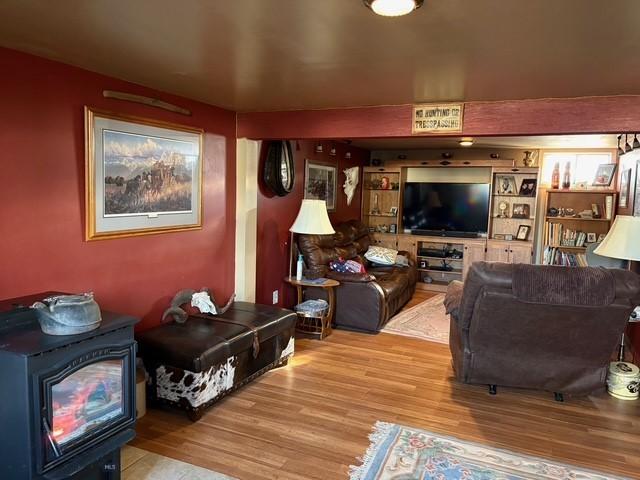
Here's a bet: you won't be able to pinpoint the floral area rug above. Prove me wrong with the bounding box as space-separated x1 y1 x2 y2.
382 294 449 344
350 422 628 480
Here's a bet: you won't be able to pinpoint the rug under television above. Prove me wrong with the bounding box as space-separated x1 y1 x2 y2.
350 422 628 480
382 294 449 344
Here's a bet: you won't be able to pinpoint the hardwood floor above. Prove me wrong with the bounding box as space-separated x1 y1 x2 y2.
133 321 640 479
401 288 439 310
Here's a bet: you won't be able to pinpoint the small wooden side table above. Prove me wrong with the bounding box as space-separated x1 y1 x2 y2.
284 277 339 339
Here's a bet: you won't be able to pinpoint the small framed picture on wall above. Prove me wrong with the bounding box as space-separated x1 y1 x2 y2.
304 161 337 211
619 168 631 208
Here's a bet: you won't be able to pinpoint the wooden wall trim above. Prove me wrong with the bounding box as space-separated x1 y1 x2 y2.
237 95 640 140
382 159 515 168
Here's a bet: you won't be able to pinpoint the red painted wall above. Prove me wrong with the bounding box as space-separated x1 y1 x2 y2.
238 96 640 139
0 48 236 331
256 140 369 307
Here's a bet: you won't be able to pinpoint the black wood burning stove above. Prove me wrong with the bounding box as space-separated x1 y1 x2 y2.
0 292 138 480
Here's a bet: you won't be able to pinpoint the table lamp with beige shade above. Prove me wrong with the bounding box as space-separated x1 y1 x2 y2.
594 216 640 263
289 199 335 279
594 215 640 361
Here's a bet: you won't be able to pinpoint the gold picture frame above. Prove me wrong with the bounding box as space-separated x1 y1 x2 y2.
85 107 203 240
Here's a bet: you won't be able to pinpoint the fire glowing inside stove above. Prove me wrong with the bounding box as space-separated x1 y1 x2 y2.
51 359 124 446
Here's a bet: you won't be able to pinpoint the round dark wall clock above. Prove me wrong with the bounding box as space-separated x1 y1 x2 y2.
263 140 295 196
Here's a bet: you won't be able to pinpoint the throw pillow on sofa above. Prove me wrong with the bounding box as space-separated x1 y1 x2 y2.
364 246 398 266
395 254 409 266
330 258 367 274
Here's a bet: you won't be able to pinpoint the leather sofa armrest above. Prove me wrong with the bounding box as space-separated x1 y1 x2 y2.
444 280 464 318
326 271 375 283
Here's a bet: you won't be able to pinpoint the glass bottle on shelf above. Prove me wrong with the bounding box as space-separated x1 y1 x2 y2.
371 194 380 215
551 162 560 189
562 162 571 189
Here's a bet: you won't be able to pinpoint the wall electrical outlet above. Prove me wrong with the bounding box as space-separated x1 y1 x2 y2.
272 290 278 305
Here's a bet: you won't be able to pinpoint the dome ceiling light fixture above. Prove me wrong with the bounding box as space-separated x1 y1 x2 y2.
459 137 474 147
363 0 424 17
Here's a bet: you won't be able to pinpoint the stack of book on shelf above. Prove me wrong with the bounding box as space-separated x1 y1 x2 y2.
544 222 586 247
542 246 588 266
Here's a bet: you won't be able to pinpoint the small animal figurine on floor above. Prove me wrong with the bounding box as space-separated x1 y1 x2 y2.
162 288 235 323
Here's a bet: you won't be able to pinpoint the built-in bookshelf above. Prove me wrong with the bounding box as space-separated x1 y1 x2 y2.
361 167 401 234
542 189 617 266
488 167 539 242
487 167 539 264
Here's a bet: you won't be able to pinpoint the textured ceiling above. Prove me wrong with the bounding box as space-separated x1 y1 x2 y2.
1 0 639 112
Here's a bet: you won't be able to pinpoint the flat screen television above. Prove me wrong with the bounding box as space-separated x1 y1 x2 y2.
402 182 490 237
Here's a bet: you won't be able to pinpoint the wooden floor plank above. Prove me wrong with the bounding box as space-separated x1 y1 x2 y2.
134 316 640 479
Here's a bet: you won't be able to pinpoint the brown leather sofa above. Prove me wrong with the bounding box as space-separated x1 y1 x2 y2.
297 220 417 333
445 262 640 398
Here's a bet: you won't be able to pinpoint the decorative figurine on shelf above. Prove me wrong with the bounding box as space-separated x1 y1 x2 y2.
343 166 359 206
498 201 509 218
371 193 381 214
562 162 571 189
381 176 390 189
162 288 235 323
551 162 560 189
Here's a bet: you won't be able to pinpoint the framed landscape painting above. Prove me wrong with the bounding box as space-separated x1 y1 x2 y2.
304 161 336 211
85 107 203 240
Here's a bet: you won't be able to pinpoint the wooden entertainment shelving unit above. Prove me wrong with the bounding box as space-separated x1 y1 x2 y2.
361 161 541 292
362 167 402 249
395 236 486 292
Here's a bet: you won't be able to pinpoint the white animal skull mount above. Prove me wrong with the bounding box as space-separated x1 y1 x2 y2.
343 167 359 206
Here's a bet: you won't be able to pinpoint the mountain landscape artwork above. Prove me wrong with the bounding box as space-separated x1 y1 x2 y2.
86 108 203 240
103 130 196 216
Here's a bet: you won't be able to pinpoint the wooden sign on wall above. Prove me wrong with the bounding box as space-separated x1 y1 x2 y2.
412 103 464 134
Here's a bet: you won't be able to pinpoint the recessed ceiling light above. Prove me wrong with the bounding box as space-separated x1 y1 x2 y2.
363 0 424 17
459 138 474 147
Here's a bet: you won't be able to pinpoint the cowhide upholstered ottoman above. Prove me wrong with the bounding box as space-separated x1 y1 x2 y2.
137 302 296 421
